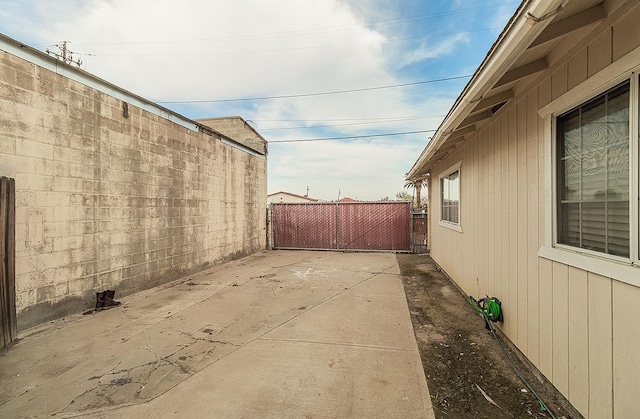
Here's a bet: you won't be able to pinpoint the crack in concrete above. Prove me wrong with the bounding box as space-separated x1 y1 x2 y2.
266 284 278 316
58 334 197 414
27 258 397 416
173 328 241 348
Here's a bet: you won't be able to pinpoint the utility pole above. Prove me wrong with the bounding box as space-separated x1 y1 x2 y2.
46 41 83 67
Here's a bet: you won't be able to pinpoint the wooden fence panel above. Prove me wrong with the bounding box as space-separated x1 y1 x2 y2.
0 177 17 349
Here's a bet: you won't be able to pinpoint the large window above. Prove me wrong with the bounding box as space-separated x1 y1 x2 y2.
539 61 639 286
556 81 631 257
440 163 461 227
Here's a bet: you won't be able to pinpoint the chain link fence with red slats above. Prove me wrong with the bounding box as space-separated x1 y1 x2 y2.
271 201 412 252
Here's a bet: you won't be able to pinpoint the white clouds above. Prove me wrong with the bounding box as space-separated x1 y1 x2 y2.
28 0 393 102
396 33 469 69
489 3 518 36
1 1 509 201
269 137 425 201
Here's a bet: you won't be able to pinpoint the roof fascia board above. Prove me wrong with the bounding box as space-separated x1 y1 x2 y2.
528 4 606 48
407 0 566 179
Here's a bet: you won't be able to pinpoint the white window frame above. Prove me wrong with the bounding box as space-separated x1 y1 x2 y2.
538 48 640 287
439 161 463 233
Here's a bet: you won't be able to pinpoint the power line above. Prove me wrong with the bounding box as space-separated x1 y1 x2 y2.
46 41 83 67
70 27 502 59
268 129 436 143
260 115 446 131
55 1 517 47
157 75 471 104
254 116 427 122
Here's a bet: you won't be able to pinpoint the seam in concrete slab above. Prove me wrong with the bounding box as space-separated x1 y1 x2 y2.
6 255 419 418
257 337 414 352
51 265 393 418
48 269 395 418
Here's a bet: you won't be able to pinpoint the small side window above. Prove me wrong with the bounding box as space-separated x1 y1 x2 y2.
440 162 461 228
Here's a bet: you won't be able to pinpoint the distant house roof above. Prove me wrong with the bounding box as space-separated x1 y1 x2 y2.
268 191 318 202
338 197 358 203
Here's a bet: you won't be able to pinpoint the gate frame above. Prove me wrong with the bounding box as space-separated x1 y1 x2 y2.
270 201 414 253
411 210 429 254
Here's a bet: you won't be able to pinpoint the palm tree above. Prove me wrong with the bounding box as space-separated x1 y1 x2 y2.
404 178 428 208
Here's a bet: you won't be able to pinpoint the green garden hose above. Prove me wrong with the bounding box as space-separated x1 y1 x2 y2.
468 294 556 419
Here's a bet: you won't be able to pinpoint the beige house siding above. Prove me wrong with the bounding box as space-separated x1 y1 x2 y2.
428 4 640 418
0 41 267 330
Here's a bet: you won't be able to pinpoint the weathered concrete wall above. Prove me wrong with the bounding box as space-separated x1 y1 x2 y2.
0 48 267 330
197 117 267 155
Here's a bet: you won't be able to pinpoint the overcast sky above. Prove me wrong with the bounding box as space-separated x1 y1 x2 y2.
1 0 519 201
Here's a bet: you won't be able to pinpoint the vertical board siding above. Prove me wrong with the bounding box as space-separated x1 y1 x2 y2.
612 8 640 61
487 124 496 299
526 90 540 367
426 7 640 417
551 262 569 398
516 99 528 351
588 28 613 77
567 267 589 414
479 128 488 297
612 281 640 417
538 75 553 379
466 135 480 294
499 114 509 311
493 119 502 302
538 258 554 378
587 273 613 419
507 106 519 340
567 48 589 91
551 62 568 101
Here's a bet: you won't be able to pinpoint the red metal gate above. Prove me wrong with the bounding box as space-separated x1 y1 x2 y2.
412 212 428 254
271 202 411 252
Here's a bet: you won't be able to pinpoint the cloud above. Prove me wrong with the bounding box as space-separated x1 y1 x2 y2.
396 33 470 69
489 3 519 36
1 1 513 201
13 0 391 102
269 137 426 201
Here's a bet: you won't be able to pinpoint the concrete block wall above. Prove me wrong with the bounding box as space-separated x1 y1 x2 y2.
197 117 267 155
0 49 267 330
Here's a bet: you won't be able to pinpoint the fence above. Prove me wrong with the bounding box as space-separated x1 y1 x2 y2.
0 177 17 349
271 201 412 252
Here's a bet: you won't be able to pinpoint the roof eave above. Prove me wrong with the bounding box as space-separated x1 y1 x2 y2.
407 0 567 180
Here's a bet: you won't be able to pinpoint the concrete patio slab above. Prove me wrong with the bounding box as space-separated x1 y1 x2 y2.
0 250 434 418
